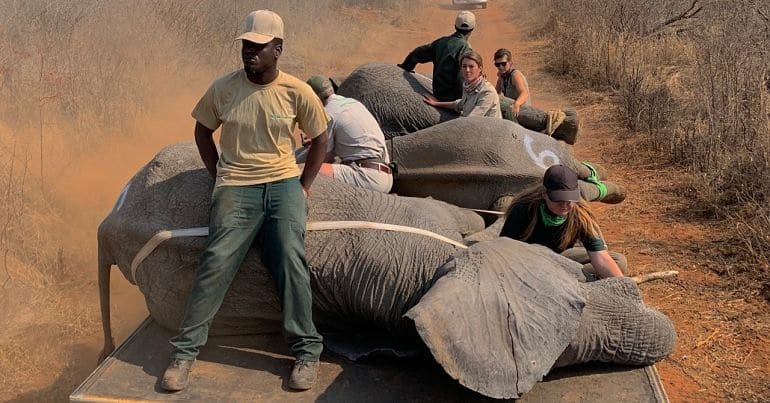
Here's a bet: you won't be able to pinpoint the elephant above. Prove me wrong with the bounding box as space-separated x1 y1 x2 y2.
337 62 580 144
388 116 626 212
97 143 675 399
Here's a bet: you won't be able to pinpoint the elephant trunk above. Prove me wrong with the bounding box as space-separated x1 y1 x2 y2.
553 277 676 368
97 249 115 363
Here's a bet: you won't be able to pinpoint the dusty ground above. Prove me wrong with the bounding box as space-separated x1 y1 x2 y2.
2 0 768 401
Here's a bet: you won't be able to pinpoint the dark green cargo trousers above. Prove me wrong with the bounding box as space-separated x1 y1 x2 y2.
170 177 323 361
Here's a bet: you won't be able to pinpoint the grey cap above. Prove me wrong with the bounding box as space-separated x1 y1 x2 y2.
543 164 581 202
306 75 334 98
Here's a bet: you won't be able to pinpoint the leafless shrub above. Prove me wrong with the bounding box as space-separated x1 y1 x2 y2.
527 0 770 292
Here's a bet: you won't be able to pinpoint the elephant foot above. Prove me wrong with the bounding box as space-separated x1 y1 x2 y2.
600 180 626 204
576 161 609 181
551 108 580 145
577 162 626 204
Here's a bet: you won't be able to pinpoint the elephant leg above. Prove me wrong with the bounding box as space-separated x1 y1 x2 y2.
575 161 609 181
553 277 676 368
579 180 626 204
551 108 580 145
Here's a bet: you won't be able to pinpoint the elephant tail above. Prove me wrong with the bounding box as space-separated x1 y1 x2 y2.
97 248 115 363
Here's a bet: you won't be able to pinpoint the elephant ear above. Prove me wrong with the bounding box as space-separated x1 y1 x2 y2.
404 238 585 399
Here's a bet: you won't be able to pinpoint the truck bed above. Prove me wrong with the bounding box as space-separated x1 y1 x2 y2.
71 318 669 402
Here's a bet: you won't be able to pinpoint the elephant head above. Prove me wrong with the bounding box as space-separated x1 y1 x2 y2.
97 143 673 399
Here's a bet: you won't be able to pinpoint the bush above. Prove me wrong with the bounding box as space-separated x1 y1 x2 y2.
527 0 770 286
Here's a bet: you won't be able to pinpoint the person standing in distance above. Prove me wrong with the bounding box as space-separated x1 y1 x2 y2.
398 11 476 102
161 10 328 392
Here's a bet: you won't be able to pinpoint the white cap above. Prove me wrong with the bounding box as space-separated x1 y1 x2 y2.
455 11 476 30
235 10 284 44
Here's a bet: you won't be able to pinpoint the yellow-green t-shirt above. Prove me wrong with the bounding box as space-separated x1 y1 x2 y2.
192 70 329 187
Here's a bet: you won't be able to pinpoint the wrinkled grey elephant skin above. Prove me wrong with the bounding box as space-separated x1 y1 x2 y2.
338 62 580 143
554 277 677 368
98 143 481 338
337 62 457 139
406 238 585 398
390 116 612 210
98 143 674 399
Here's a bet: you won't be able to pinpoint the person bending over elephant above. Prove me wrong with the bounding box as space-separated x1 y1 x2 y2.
500 164 626 279
493 48 531 120
423 50 502 118
295 75 393 193
397 11 475 101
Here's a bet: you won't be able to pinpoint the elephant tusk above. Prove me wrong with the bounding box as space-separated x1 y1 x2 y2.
631 270 679 284
129 221 467 282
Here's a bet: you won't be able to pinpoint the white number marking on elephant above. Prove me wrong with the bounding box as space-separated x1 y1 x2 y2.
523 134 560 169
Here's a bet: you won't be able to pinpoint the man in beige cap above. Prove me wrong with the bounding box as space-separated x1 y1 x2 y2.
398 11 475 101
296 75 393 193
161 9 328 392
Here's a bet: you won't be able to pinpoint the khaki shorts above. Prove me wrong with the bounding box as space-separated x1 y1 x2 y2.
331 163 393 193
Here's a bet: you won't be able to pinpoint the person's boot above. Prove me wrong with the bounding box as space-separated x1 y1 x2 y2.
161 358 194 392
289 359 319 391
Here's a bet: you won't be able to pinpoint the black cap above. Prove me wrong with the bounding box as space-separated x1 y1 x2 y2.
543 164 580 202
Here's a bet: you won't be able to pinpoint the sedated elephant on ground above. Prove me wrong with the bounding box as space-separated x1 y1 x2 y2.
388 116 626 212
337 62 580 144
97 143 675 399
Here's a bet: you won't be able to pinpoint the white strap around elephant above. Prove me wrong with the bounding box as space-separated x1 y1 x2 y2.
128 221 468 283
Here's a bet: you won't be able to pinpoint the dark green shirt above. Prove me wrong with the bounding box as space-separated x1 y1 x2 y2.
499 201 607 253
400 32 471 102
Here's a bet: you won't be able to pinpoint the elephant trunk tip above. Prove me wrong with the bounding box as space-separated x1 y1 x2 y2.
97 248 116 365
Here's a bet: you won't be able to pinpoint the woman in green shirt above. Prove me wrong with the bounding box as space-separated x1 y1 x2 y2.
500 164 625 279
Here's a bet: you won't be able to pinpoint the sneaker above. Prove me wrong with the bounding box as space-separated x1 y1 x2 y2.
288 359 319 391
161 358 194 392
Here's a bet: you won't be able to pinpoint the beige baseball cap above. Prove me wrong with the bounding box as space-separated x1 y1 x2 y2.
455 11 476 30
235 10 284 44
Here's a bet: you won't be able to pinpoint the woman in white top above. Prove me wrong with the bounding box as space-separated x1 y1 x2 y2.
423 50 502 118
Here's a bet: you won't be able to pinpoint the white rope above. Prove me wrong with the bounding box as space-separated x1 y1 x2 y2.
468 208 505 215
128 221 467 283
306 221 467 249
130 227 208 283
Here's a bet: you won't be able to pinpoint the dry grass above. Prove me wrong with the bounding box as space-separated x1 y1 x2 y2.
526 0 770 297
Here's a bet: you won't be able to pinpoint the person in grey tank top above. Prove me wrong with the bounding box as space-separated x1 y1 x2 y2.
493 48 530 118
296 75 393 193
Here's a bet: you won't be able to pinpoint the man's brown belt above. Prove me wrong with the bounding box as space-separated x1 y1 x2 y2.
355 161 392 174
